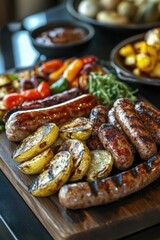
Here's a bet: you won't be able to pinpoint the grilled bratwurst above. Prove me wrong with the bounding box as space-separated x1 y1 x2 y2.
114 98 157 160
98 123 134 170
59 154 160 209
5 94 98 142
135 101 160 145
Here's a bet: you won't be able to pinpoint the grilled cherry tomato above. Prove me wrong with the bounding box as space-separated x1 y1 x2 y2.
22 89 42 101
37 81 51 98
42 59 63 74
81 56 97 64
3 93 25 109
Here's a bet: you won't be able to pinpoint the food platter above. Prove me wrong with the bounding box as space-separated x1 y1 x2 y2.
111 33 160 86
0 58 160 239
0 131 160 240
66 0 160 32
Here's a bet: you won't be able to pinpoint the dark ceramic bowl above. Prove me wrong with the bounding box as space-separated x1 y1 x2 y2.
66 0 160 32
30 20 95 58
110 33 160 86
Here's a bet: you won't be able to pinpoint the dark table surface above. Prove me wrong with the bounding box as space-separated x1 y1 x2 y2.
0 3 160 240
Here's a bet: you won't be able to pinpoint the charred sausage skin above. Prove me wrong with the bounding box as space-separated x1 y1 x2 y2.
108 107 122 131
108 107 136 154
89 105 108 128
135 101 160 144
98 123 134 170
5 94 98 142
114 98 157 160
59 154 160 209
87 105 108 150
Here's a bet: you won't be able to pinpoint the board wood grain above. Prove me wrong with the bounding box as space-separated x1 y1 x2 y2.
0 132 160 240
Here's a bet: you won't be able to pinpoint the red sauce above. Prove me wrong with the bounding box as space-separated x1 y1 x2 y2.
36 26 87 46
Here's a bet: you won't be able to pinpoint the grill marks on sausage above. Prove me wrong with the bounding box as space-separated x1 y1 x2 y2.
135 101 160 144
89 105 108 128
58 154 160 209
98 124 134 170
87 105 108 150
114 98 157 160
6 94 98 142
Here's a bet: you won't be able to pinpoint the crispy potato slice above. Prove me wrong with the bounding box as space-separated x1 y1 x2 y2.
0 100 7 118
59 139 91 182
0 75 12 87
85 150 114 181
59 117 93 141
18 148 54 175
12 123 59 162
28 151 73 197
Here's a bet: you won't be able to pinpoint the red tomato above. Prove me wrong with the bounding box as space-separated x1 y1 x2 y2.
3 93 25 110
22 89 42 101
42 59 63 74
37 81 51 98
81 56 97 64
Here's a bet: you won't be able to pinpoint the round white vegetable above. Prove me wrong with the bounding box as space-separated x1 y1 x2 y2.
78 0 100 18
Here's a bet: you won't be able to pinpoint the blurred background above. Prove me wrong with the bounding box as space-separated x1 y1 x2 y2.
0 0 64 27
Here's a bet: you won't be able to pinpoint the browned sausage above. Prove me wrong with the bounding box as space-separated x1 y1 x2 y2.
98 123 134 170
5 94 98 142
4 88 82 122
108 107 122 131
58 153 160 209
89 105 108 128
108 106 136 154
87 128 104 150
114 98 157 160
87 105 108 150
135 101 160 144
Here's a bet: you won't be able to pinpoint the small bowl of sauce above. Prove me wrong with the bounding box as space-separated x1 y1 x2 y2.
30 21 95 57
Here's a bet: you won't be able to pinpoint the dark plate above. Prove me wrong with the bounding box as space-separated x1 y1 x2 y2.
30 20 95 58
110 33 160 86
66 0 160 32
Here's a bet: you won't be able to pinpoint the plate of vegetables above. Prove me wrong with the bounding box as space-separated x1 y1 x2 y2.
111 27 160 86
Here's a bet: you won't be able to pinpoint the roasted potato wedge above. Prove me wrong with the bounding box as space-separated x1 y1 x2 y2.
59 139 91 182
0 100 7 119
18 148 54 175
0 75 12 87
51 137 64 153
12 123 59 162
85 150 114 181
28 151 73 197
59 117 93 141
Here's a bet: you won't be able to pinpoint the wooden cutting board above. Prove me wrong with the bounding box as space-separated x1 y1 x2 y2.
0 132 160 240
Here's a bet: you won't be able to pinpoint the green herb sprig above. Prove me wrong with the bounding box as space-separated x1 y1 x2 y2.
88 72 138 107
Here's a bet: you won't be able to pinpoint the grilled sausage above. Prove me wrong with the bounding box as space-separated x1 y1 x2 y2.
108 107 136 154
21 87 81 110
114 98 157 160
135 101 160 144
98 124 134 170
4 88 82 122
5 94 98 142
87 128 104 150
58 153 160 209
87 105 108 150
89 105 108 128
108 107 122 131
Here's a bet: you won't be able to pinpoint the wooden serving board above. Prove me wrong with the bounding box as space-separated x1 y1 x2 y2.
0 132 160 240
